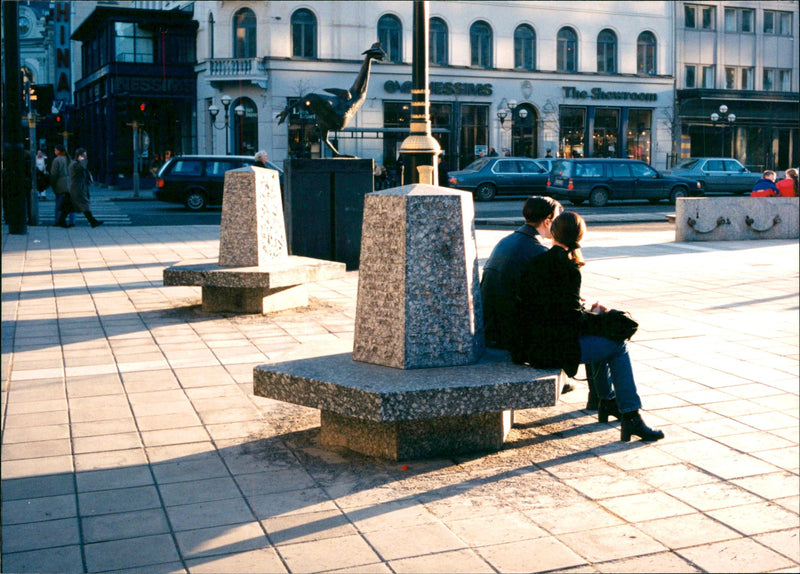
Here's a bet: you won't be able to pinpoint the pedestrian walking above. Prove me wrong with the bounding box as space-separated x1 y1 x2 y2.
56 148 103 228
49 145 75 227
36 150 49 200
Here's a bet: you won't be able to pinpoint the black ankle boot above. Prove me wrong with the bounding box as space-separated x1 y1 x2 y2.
586 392 599 411
598 398 620 422
620 411 664 442
86 211 103 228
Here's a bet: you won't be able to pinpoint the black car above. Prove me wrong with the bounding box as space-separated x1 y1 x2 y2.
448 156 550 201
547 158 703 206
155 155 283 211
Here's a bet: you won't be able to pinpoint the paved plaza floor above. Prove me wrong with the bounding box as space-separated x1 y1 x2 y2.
1 221 798 573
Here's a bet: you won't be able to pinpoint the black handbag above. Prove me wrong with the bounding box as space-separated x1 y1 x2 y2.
587 309 639 342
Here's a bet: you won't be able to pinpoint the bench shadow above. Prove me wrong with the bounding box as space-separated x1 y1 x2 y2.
1 415 646 572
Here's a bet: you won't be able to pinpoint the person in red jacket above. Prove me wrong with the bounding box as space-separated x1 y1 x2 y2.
750 170 780 197
776 168 798 197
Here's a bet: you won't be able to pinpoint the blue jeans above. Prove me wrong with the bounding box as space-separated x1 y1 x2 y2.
579 336 642 413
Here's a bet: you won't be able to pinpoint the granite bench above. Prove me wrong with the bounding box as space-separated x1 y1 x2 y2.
253 348 564 461
675 196 799 241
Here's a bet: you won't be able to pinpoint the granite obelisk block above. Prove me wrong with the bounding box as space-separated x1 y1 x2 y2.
219 167 287 267
352 184 485 369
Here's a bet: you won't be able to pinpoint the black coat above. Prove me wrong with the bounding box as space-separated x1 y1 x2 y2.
511 246 600 377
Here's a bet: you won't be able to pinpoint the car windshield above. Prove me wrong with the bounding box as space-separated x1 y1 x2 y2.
674 159 700 169
462 157 491 172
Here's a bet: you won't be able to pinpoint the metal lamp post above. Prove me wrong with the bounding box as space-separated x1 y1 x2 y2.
234 104 245 155
208 94 233 155
710 104 736 157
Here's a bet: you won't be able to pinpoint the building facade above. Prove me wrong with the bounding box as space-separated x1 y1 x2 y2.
56 0 798 180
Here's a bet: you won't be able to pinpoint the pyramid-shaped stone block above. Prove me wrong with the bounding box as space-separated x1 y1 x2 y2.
219 167 287 267
353 184 485 369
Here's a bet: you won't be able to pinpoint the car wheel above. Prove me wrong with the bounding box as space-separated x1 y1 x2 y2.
669 187 688 204
589 188 609 207
185 190 207 211
474 183 497 201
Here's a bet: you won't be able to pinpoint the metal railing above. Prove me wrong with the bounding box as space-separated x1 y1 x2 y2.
207 57 267 77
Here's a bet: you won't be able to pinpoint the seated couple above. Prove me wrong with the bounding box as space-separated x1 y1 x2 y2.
481 196 663 442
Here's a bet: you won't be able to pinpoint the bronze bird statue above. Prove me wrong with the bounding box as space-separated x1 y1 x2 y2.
276 42 386 157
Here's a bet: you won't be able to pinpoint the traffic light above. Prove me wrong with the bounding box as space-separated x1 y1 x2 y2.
139 102 146 113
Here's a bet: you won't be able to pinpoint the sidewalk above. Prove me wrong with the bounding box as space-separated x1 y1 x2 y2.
1 223 798 573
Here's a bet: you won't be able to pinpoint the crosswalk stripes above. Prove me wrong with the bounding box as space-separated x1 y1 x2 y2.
35 196 132 226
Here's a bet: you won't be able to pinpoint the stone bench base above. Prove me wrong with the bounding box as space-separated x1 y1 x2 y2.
253 348 564 460
675 197 799 241
163 256 346 314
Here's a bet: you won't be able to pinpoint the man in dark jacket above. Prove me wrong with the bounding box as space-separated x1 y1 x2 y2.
57 148 102 228
750 170 780 197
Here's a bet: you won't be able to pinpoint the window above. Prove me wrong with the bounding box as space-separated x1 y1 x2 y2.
514 24 536 71
291 8 316 58
611 163 631 177
429 17 448 65
637 32 656 75
233 8 256 58
470 21 493 68
741 67 753 90
685 65 696 88
115 22 153 63
725 8 753 32
597 29 617 73
233 97 258 156
765 68 793 91
557 27 577 72
685 5 715 29
630 162 657 178
702 65 715 88
171 160 203 176
764 10 792 35
378 14 402 63
560 107 585 158
725 67 736 89
459 104 489 168
627 108 651 164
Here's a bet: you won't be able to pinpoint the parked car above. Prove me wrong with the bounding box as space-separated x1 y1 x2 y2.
448 156 550 201
547 158 703 206
155 155 283 211
533 157 558 173
664 157 761 195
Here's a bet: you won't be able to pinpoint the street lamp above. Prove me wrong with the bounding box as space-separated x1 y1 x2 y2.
208 94 233 155
234 104 245 155
710 104 736 157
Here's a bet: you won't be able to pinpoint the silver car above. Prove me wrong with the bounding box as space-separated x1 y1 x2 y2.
666 157 760 195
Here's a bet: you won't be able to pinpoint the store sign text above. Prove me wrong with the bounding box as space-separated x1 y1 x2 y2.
562 86 657 102
384 80 493 96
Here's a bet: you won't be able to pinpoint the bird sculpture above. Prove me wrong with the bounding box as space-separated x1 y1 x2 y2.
276 42 387 157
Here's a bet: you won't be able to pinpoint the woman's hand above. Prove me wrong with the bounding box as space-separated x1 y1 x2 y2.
590 301 608 314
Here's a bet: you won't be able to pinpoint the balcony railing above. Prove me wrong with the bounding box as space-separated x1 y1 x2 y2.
206 57 268 89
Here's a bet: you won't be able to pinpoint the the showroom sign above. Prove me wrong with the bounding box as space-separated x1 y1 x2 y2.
562 86 657 102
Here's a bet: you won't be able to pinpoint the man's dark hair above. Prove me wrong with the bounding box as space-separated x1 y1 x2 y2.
75 148 87 157
523 196 561 226
54 144 65 153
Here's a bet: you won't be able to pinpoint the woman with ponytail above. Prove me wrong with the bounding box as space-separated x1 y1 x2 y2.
512 211 664 442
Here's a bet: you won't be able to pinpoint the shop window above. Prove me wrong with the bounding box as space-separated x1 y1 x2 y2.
291 8 317 58
560 107 585 158
233 97 258 156
378 14 403 63
460 104 489 168
470 21 493 69
233 8 256 58
115 22 154 63
637 32 656 75
597 29 617 74
627 109 651 164
557 27 577 72
430 17 448 66
514 24 536 71
593 108 619 157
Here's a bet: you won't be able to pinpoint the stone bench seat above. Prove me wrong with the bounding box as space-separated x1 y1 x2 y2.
253 348 564 460
164 256 345 313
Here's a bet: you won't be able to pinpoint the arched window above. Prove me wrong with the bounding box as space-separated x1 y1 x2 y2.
514 24 536 70
233 97 258 156
292 8 317 58
470 21 493 68
378 14 403 63
637 31 657 75
597 29 617 73
557 27 577 72
233 8 256 58
429 17 448 66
